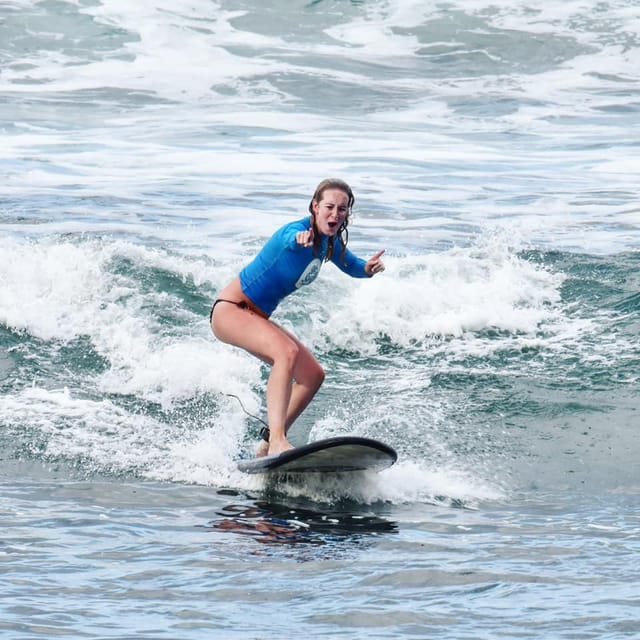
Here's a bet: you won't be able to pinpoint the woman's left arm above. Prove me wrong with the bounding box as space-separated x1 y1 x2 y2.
334 247 385 278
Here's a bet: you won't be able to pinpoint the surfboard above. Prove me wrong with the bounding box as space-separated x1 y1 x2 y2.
237 436 397 475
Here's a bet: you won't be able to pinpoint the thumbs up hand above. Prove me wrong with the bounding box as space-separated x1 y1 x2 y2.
365 249 385 276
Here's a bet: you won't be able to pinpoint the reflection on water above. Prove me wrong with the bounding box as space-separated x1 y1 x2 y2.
203 500 398 546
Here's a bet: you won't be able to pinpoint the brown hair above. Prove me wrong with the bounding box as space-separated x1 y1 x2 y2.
307 178 354 263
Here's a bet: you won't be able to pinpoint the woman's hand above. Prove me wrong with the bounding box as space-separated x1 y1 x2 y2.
366 249 385 275
296 226 314 247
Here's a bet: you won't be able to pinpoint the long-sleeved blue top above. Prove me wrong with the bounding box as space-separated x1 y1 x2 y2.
239 217 370 316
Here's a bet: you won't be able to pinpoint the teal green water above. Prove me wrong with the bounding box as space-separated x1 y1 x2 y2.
2 0 639 637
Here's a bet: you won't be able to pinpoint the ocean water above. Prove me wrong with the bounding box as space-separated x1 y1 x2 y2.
1 0 639 638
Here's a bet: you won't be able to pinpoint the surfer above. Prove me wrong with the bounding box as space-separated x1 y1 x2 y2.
210 178 385 457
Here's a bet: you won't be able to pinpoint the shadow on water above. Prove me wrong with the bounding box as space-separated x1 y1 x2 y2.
201 496 398 548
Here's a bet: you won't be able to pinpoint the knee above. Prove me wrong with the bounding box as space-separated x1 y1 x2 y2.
278 339 301 371
309 361 325 391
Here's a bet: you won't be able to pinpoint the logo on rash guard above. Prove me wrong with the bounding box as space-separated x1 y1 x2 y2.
295 259 322 288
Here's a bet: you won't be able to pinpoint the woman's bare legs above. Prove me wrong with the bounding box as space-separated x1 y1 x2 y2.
256 339 324 456
280 326 325 429
211 283 324 456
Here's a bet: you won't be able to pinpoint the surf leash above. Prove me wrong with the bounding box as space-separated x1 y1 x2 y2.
224 393 270 441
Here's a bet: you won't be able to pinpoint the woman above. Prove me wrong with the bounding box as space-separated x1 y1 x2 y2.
211 178 385 457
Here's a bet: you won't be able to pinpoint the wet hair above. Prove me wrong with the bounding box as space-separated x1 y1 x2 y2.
307 178 354 263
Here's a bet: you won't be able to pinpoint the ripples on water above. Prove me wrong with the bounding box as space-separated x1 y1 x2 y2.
1 1 639 638
2 473 638 638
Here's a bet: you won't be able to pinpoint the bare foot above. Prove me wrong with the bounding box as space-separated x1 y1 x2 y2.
255 440 269 458
267 438 294 457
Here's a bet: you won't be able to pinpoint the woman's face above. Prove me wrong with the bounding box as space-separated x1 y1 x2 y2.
312 188 349 236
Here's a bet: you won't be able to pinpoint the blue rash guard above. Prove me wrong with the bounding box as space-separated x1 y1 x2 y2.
239 217 370 316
